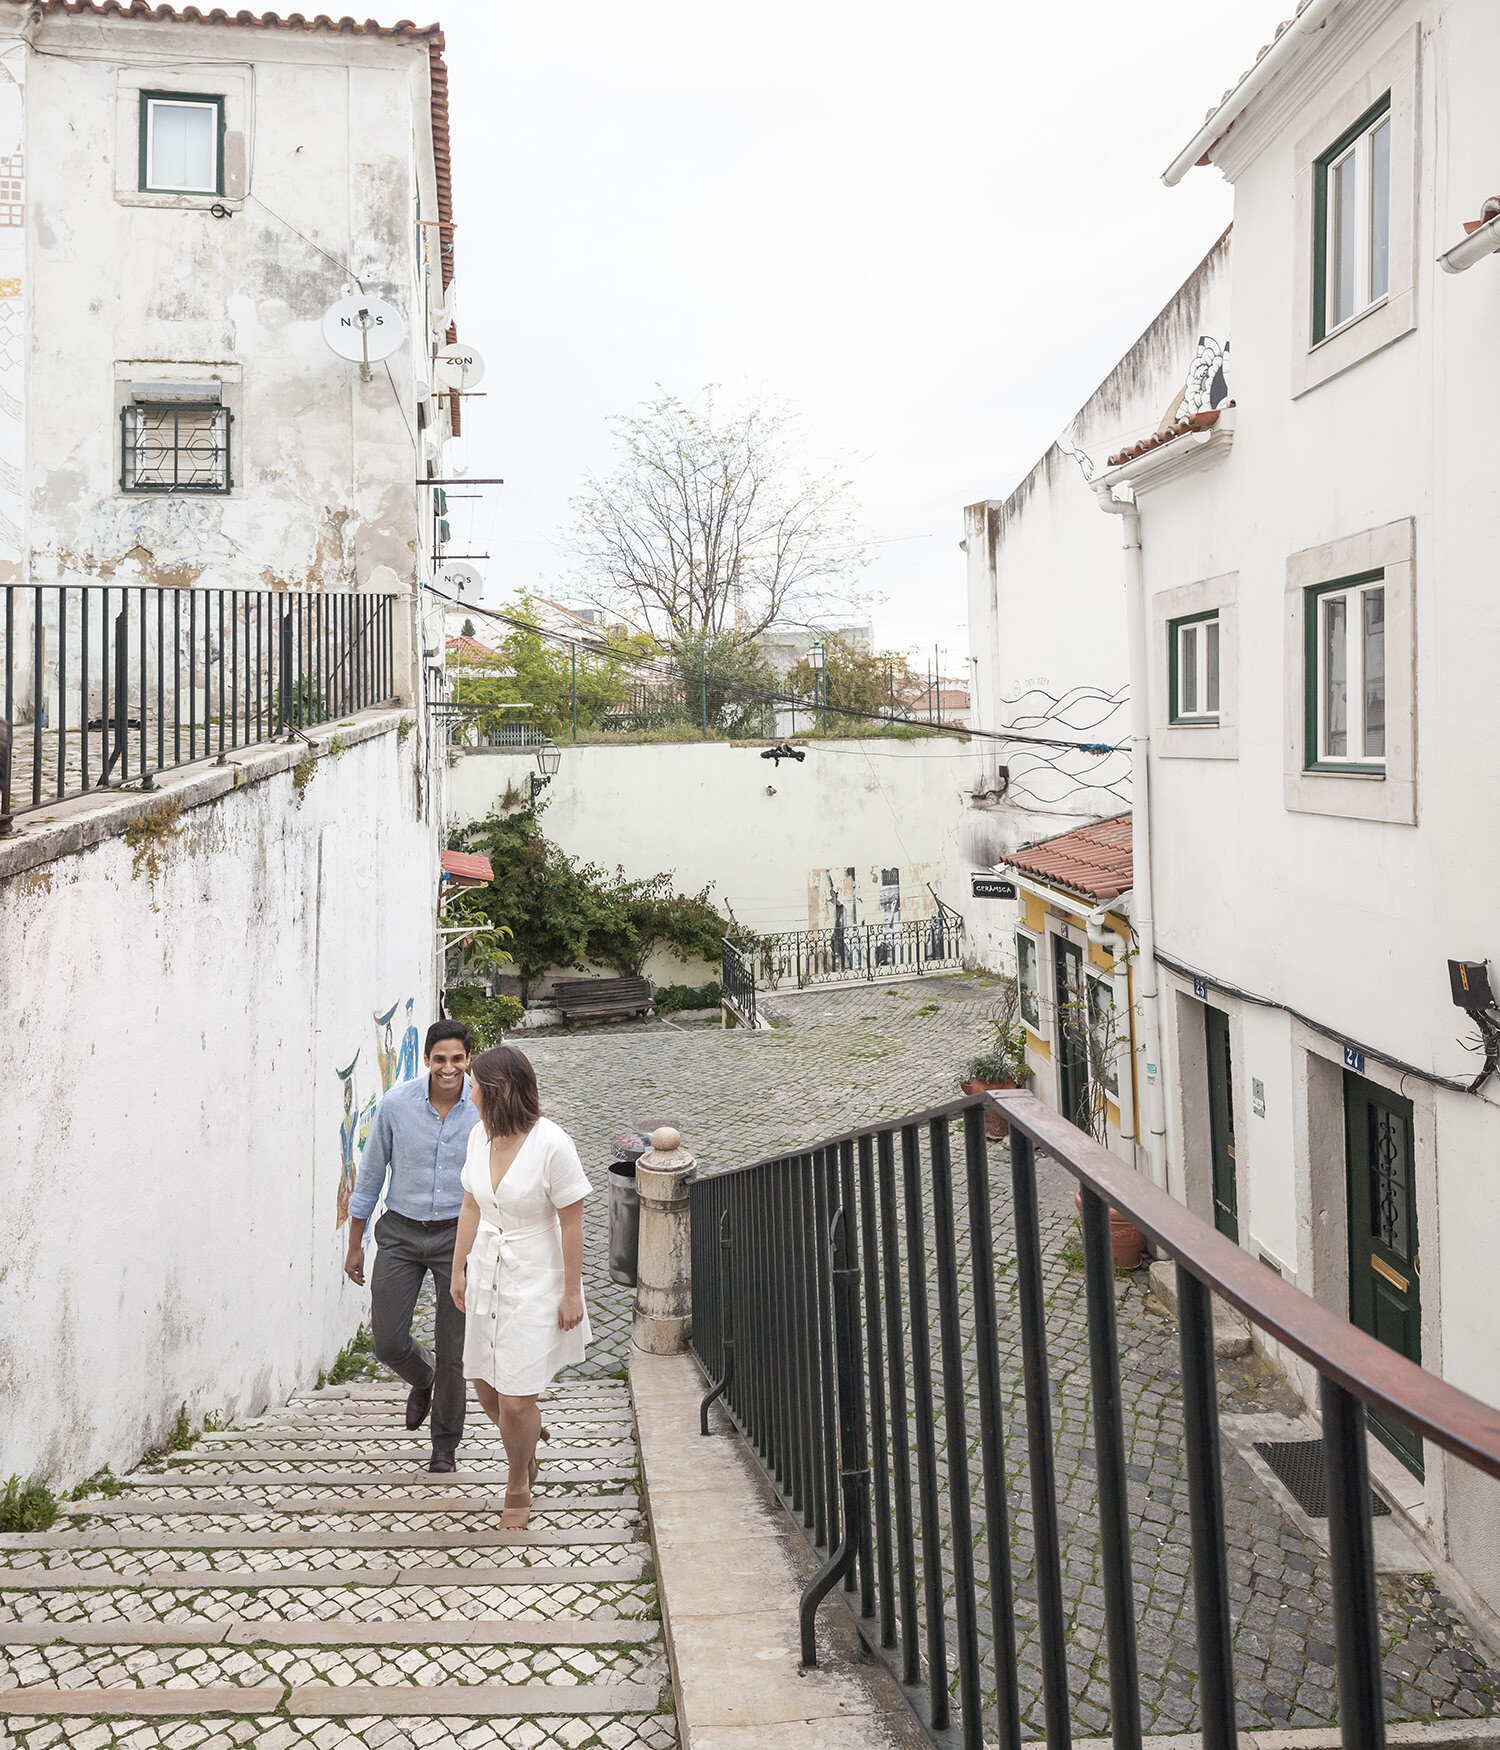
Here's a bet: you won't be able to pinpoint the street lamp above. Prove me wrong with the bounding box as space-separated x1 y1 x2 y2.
809 641 826 734
530 739 561 802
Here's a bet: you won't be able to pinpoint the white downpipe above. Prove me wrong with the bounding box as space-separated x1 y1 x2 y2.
1086 901 1135 1165
1092 489 1168 1188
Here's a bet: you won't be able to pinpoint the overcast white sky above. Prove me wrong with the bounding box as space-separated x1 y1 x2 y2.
403 0 1290 665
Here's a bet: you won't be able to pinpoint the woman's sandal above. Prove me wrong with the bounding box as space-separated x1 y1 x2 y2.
500 1486 531 1530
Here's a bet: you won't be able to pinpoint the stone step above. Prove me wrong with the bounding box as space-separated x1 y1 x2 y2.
162 1440 636 1463
0 1527 639 1552
60 1490 639 1515
0 1560 649 1589
0 1619 660 1647
113 1466 634 1490
299 1384 629 1403
0 1680 662 1717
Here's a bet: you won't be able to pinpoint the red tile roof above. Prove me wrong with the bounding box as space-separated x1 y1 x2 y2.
1107 405 1227 470
446 635 491 657
441 850 493 885
1001 814 1132 905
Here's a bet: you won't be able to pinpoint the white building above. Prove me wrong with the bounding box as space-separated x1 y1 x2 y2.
960 233 1230 972
0 2 462 1484
973 0 1500 1639
1 0 462 758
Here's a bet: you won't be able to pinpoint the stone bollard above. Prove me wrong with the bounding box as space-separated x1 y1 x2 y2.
632 1125 697 1355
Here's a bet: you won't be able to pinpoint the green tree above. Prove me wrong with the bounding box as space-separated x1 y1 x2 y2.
448 598 652 741
787 634 917 728
665 632 778 737
460 618 476 637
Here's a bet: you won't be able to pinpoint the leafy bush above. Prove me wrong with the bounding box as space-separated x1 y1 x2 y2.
654 980 723 1014
444 983 525 1047
0 1474 59 1533
448 806 734 1000
960 980 1031 1086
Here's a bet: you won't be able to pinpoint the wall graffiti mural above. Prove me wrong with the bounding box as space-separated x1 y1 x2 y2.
336 999 422 1230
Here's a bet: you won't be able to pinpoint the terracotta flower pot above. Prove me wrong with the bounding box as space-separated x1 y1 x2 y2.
960 1078 1018 1141
1073 1188 1146 1270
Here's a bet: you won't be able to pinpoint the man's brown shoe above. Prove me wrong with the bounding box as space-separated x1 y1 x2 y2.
406 1383 432 1431
428 1450 457 1474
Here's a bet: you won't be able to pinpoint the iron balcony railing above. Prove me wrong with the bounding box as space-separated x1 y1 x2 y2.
689 1087 1500 1750
721 936 757 1030
755 915 965 989
1 583 397 823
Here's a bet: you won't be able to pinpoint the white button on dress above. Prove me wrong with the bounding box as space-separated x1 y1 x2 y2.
460 1116 593 1394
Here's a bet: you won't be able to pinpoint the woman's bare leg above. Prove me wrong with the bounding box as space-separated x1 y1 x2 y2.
473 1380 503 1430
497 1393 541 1524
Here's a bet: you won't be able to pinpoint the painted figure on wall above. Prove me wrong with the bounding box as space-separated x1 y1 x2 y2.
336 1052 376 1228
375 998 421 1093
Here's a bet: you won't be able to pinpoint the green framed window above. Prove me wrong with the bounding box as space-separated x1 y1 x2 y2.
1313 93 1391 343
1168 610 1220 724
1304 571 1385 772
1016 929 1040 1031
139 91 225 195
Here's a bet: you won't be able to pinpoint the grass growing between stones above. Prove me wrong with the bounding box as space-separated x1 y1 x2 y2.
0 1473 60 1532
318 1324 377 1389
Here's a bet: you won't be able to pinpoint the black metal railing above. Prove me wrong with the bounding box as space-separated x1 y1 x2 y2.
689 1087 1500 1749
753 915 965 989
1 583 397 823
721 936 757 1030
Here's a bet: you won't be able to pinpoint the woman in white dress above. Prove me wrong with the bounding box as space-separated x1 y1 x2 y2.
449 1045 592 1528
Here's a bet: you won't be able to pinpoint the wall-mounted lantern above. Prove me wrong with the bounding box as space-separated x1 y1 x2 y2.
531 739 561 802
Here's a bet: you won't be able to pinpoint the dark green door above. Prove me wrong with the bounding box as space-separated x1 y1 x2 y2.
1344 1070 1423 1476
1205 1005 1239 1242
1054 936 1089 1130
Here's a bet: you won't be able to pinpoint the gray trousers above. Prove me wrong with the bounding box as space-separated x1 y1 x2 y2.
370 1212 467 1454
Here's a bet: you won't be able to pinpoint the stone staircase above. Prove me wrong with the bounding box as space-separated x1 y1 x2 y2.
0 1377 676 1749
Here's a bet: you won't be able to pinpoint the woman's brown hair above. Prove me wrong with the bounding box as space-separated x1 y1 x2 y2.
470 1045 543 1139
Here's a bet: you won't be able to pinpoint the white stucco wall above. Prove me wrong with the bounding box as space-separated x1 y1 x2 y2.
446 737 969 948
960 231 1232 974
0 718 437 1486
20 14 447 602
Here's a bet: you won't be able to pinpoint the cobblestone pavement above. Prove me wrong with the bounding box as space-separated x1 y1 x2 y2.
517 976 1500 1739
0 1377 675 1749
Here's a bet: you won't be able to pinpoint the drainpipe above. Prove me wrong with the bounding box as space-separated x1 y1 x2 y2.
1086 900 1135 1165
1091 488 1168 1188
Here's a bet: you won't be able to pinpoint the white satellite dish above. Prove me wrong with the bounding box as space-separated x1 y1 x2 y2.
323 295 408 366
433 562 482 602
433 343 485 391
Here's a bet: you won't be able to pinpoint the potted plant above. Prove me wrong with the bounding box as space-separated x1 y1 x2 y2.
959 984 1031 1140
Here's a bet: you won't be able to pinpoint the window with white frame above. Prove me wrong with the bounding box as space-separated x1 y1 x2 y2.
140 92 223 195
1169 611 1220 724
1016 930 1040 1031
1306 571 1385 770
1315 95 1390 342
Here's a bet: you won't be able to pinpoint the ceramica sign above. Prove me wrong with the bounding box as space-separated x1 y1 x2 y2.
971 874 1016 900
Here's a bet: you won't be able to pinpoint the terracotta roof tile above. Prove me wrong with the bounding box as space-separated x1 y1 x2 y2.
1107 404 1228 470
441 850 492 884
1000 814 1132 905
445 634 491 656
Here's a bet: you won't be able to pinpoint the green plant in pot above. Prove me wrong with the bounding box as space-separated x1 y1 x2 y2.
959 982 1031 1140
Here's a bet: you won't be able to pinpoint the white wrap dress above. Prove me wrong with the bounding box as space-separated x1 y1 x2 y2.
460 1117 593 1394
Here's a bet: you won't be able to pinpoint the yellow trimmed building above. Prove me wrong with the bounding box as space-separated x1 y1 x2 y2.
999 815 1140 1165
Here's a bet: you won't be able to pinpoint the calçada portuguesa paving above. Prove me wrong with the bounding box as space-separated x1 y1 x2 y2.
4 974 1498 1745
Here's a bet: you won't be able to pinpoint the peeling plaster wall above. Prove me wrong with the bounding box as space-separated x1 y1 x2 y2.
446 738 969 946
0 725 437 1486
23 18 437 599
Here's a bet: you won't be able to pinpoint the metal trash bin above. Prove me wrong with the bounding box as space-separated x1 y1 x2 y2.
607 1128 651 1287
606 1120 683 1288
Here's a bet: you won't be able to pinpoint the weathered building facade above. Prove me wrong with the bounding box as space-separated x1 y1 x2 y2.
0 3 461 1485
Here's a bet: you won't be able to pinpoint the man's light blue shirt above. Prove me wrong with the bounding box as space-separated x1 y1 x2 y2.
348 1071 478 1223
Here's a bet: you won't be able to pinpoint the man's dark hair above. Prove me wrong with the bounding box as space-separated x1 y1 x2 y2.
425 1018 473 1058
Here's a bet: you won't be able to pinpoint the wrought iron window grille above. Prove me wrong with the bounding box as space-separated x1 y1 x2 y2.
121 403 232 494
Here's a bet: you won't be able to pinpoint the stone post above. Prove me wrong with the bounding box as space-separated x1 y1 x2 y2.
632 1125 697 1355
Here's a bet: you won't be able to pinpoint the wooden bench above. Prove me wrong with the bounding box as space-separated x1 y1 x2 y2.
553 976 654 1025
